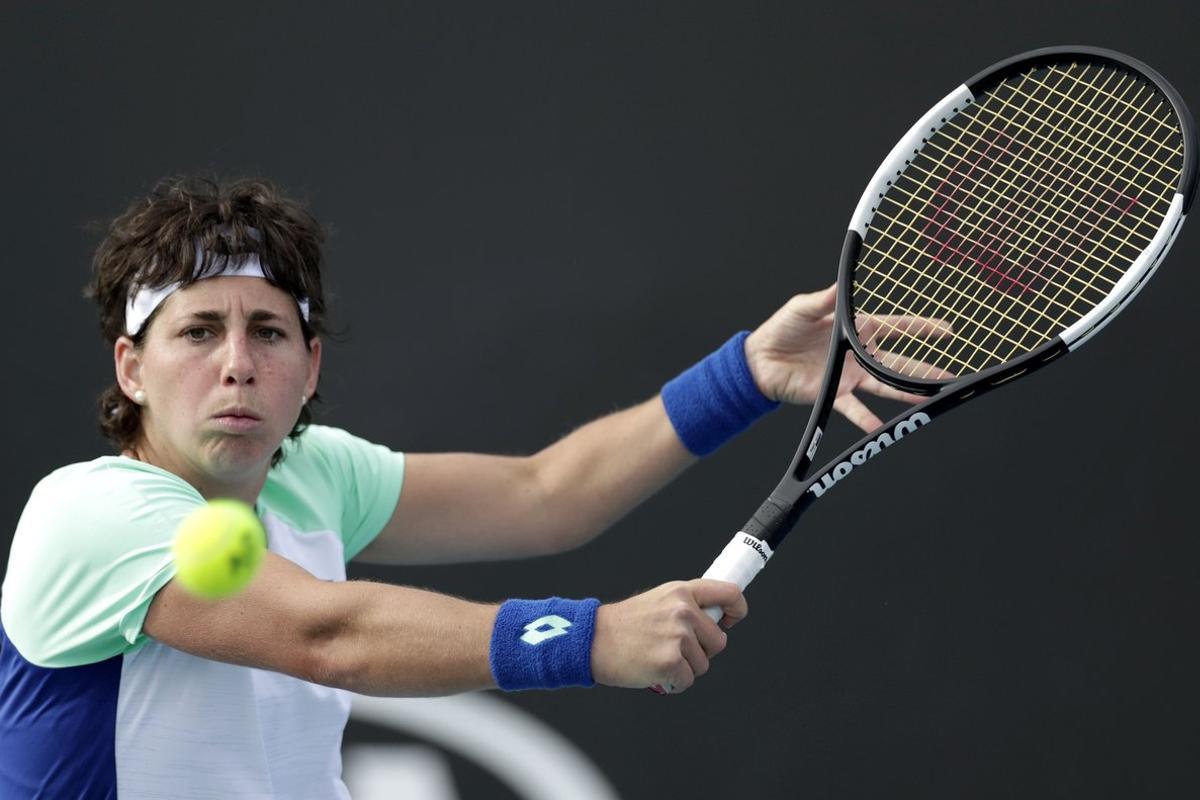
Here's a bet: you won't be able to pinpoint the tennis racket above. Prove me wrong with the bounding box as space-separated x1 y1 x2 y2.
692 46 1196 632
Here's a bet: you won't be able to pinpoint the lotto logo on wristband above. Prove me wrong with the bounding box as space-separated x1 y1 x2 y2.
520 615 572 645
491 598 598 690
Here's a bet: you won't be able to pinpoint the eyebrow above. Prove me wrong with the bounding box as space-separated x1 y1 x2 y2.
181 309 286 324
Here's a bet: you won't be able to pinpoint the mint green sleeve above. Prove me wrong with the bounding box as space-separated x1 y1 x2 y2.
0 461 204 668
275 425 406 561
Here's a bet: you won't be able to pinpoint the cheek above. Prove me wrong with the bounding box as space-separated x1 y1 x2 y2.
141 351 187 388
141 350 216 407
277 348 314 385
259 356 311 402
261 357 305 387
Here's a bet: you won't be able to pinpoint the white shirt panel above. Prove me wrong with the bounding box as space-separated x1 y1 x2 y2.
115 515 353 799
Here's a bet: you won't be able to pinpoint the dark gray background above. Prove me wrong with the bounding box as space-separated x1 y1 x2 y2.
2 2 1198 798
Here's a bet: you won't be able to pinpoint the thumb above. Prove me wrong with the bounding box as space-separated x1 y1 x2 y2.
688 579 748 628
790 283 837 321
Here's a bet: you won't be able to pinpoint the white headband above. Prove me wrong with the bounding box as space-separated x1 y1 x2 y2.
124 234 311 336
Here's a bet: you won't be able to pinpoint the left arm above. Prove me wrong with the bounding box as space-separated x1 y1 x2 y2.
356 284 944 565
355 395 694 564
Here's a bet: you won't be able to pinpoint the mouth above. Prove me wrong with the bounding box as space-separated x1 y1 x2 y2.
213 406 262 421
212 407 264 431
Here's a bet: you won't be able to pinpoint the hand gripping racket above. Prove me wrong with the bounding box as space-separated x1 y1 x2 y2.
695 46 1196 628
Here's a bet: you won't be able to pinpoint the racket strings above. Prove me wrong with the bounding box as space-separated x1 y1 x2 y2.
857 68 1131 370
874 166 1134 279
883 68 1171 357
966 73 1178 246
1020 67 1182 175
873 64 1180 374
883 71 1172 294
931 68 1176 350
998 78 1181 198
860 71 1159 340
853 59 1183 380
939 71 1172 371
900 77 1168 257
1027 69 1183 325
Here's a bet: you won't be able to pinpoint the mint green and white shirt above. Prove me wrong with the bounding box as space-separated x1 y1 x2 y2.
0 424 406 799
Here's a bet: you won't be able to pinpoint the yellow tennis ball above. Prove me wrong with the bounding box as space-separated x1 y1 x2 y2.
172 499 267 599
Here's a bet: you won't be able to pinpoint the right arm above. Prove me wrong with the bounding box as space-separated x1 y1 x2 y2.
143 552 747 696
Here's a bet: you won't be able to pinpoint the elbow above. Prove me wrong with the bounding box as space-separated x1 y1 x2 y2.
296 633 353 690
525 455 606 557
515 516 607 558
524 512 604 558
288 590 360 690
538 525 600 556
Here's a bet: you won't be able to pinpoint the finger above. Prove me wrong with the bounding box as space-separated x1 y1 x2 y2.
789 283 838 322
833 393 884 433
875 350 957 381
680 632 711 678
859 315 954 342
689 579 748 628
669 660 696 694
689 607 729 657
857 374 928 405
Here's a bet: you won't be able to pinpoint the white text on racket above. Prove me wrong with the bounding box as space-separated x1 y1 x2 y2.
807 412 932 498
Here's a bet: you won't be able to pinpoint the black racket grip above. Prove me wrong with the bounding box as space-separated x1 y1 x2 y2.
742 498 796 547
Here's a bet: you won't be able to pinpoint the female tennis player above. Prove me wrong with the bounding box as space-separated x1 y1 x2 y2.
0 176 936 798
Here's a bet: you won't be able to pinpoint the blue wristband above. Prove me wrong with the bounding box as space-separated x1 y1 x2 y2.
489 597 601 691
661 331 780 456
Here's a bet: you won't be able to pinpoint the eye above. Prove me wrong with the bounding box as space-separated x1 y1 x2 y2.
183 327 212 342
256 327 285 342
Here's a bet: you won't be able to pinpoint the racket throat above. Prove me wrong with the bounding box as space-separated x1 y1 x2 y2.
785 332 849 485
804 409 934 500
742 497 804 550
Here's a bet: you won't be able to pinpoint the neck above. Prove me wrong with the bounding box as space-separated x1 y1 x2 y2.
124 439 269 506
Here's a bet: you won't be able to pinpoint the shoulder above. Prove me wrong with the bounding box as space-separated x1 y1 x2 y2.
279 423 395 457
2 457 203 666
278 423 371 462
263 425 406 554
19 456 201 534
272 424 405 485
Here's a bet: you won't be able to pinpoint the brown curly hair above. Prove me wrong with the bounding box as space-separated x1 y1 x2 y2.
85 176 331 467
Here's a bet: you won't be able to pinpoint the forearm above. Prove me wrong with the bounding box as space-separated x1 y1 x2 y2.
312 574 747 698
360 336 771 565
530 331 779 548
529 394 696 549
315 580 498 697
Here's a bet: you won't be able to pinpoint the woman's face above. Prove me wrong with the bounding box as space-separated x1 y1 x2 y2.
115 276 321 494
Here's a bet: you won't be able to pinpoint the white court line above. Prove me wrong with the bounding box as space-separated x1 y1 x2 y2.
350 693 621 800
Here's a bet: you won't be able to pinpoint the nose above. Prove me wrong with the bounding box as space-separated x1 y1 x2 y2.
219 331 257 386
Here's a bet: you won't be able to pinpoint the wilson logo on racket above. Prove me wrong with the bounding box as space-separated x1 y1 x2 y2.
806 412 932 499
742 536 771 563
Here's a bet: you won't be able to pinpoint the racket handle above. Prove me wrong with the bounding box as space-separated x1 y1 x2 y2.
649 533 775 695
699 532 774 622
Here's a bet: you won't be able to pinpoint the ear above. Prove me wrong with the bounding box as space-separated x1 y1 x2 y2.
114 336 144 400
304 336 322 399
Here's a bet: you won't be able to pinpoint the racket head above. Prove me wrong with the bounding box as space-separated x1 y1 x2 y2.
835 46 1196 395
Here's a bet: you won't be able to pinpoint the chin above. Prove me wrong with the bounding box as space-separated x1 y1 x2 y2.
205 433 280 473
